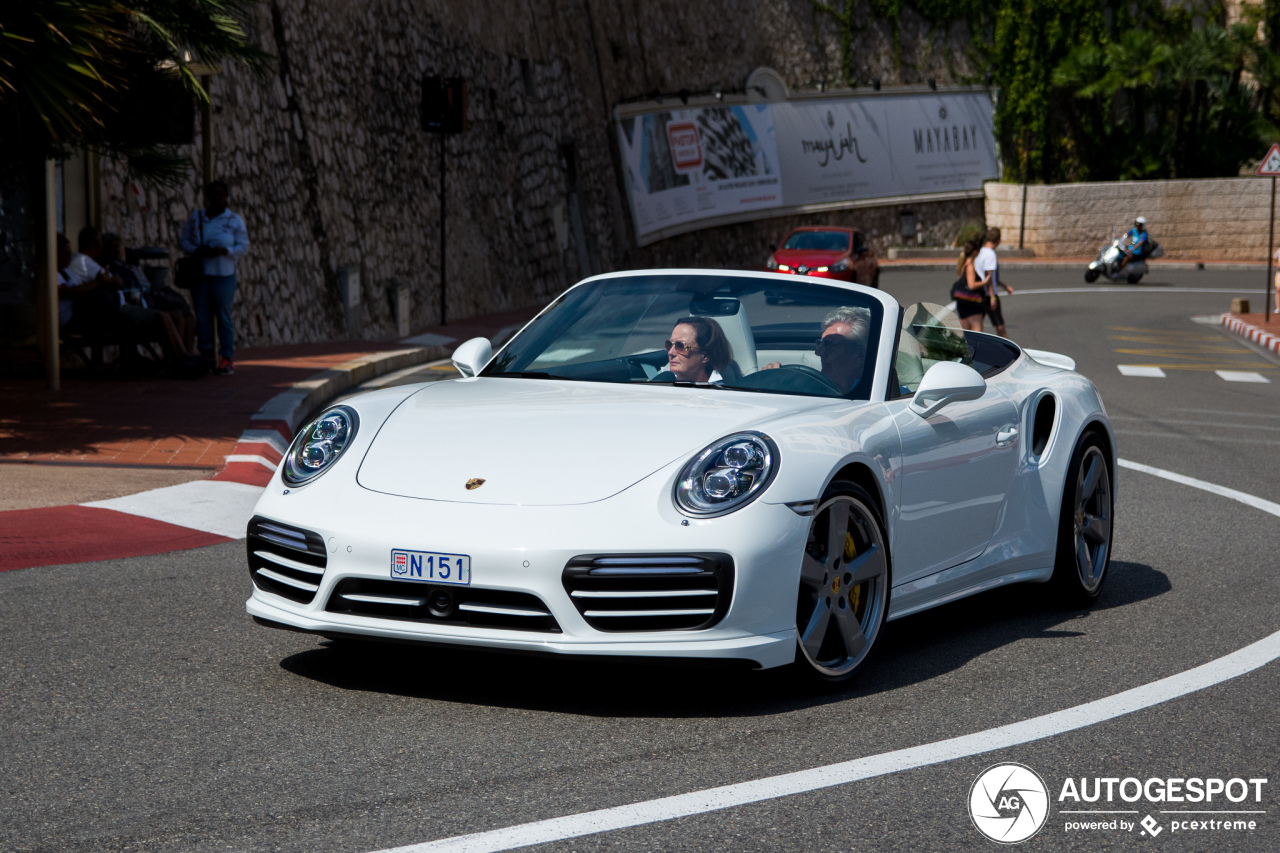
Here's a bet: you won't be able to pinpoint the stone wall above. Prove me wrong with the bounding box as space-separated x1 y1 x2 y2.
96 0 983 348
985 179 1276 261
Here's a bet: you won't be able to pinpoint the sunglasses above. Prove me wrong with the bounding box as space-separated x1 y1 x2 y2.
664 340 700 355
814 334 855 351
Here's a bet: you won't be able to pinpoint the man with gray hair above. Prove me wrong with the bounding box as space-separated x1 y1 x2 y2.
815 306 870 392
761 306 870 393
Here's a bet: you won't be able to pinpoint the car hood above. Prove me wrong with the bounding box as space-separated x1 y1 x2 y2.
356 378 817 505
775 248 848 266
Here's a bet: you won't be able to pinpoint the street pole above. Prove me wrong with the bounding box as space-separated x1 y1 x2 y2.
437 134 448 324
41 157 60 390
1019 183 1028 250
1268 176 1275 323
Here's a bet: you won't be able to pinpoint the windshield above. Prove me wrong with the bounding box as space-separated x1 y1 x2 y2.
484 274 885 400
782 231 851 251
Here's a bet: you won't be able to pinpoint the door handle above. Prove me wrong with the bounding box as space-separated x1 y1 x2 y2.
996 427 1019 447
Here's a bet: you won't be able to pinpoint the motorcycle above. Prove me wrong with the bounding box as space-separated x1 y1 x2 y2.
1084 234 1163 283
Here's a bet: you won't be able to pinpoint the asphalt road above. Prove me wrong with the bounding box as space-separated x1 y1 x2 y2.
2 268 1278 852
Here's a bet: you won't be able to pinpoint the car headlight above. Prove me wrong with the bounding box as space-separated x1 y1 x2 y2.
282 405 360 486
674 432 779 517
830 259 850 272
766 256 778 270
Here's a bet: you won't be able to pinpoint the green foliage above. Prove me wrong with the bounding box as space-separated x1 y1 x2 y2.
1045 3 1267 181
0 0 270 184
808 0 1277 182
953 221 987 247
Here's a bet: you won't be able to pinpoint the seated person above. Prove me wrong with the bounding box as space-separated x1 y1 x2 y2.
101 233 196 360
1117 216 1148 271
762 307 870 393
55 234 75 328
661 317 733 383
61 227 125 337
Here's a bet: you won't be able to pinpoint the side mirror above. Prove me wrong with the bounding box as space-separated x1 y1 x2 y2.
910 362 986 418
451 337 492 378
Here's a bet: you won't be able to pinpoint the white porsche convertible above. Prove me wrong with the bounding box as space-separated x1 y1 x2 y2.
246 270 1115 682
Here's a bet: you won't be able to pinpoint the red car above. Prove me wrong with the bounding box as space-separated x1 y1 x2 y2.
765 226 880 288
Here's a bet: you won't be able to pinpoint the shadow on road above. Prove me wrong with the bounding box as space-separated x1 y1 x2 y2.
278 560 1169 717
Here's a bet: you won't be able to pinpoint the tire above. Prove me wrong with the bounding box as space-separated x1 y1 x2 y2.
794 481 890 683
1084 269 1100 283
1126 273 1142 284
1049 435 1113 606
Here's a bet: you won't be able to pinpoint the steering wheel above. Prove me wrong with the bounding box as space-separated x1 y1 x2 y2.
778 363 845 394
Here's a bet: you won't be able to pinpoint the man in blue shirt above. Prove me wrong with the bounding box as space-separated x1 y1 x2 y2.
1118 216 1149 272
180 180 250 375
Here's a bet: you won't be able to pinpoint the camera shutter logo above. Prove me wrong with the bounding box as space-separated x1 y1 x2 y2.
969 763 1050 844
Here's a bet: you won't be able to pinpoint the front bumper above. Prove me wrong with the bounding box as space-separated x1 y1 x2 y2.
244 459 808 670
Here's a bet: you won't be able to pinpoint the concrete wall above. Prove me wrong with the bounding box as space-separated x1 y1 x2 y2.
985 179 1276 261
91 0 984 348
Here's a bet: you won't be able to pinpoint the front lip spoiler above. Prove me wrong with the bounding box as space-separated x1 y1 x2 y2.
247 596 796 668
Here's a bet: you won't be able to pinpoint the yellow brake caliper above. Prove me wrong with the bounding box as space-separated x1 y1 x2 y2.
845 532 862 614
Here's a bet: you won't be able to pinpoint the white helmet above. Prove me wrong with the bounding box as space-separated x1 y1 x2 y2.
1135 216 1147 225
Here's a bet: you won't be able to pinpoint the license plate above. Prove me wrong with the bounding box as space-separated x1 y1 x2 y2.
390 549 471 585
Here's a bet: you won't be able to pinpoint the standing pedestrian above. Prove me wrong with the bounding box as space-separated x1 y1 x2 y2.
1272 244 1280 313
951 239 986 333
180 180 249 374
973 227 1014 338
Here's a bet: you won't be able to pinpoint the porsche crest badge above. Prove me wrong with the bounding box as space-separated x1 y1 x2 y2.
465 478 486 490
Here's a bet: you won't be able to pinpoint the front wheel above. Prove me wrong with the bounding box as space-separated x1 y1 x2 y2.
1049 436 1113 605
1084 269 1100 283
794 482 890 682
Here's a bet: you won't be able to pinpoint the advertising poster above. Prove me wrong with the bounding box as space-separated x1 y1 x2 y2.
772 93 997 206
616 91 998 245
615 106 782 243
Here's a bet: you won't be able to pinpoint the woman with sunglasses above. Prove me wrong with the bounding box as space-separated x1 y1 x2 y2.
664 317 732 383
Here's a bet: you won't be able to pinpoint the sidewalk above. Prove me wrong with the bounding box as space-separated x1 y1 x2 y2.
0 304 544 571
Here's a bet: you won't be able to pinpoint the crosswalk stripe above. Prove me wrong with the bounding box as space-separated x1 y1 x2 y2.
1118 365 1166 377
1216 371 1271 383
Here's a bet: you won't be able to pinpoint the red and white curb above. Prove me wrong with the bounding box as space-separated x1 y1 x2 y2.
1222 313 1280 355
1 346 447 572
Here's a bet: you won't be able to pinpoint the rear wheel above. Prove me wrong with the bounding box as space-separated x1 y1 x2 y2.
1126 273 1142 284
1084 269 1100 283
1050 436 1113 605
794 482 890 682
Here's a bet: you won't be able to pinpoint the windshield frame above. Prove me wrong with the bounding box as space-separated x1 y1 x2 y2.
480 269 900 402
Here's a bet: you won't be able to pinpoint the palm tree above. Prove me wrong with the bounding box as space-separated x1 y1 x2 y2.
0 0 269 183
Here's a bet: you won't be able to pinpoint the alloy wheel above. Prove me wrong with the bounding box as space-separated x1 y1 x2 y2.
796 493 889 678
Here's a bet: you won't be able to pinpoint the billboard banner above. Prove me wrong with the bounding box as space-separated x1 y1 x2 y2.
615 106 782 242
615 91 997 245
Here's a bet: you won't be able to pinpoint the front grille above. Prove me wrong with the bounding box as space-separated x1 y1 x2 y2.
562 553 734 632
326 578 561 633
246 516 328 604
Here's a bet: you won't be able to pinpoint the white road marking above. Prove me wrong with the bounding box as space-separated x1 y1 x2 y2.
1215 370 1270 383
367 461 1280 853
1118 365 1167 377
1116 459 1280 518
82 480 262 539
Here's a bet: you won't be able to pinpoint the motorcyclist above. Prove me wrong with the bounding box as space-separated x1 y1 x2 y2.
1117 216 1149 271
